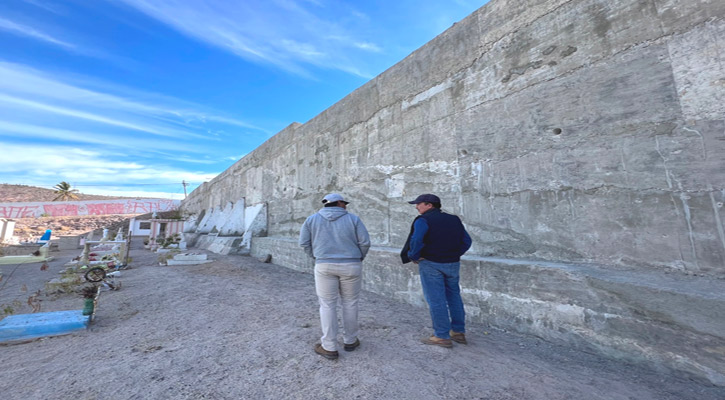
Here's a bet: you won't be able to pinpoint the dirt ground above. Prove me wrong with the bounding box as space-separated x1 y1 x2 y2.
1 240 724 400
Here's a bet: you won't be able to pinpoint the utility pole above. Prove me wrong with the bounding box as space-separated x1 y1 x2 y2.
182 180 188 198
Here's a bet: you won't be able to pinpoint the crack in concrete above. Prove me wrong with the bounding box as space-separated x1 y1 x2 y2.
709 192 725 259
682 126 708 160
654 136 674 189
467 184 725 197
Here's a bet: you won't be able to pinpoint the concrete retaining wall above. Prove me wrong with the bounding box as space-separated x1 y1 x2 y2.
251 238 725 385
184 0 725 385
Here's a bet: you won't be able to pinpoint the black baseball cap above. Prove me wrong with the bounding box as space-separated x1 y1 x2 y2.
407 194 441 204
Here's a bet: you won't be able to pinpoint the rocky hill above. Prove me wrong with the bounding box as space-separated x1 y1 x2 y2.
0 184 148 241
11 215 135 242
0 183 133 203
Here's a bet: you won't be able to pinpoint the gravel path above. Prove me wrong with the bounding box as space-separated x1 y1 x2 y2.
1 241 723 400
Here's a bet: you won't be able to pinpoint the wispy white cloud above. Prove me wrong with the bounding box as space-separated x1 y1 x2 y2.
0 93 207 139
354 42 382 52
0 60 264 198
0 16 142 69
0 16 75 49
0 62 265 132
452 0 477 7
0 61 265 141
0 120 210 154
298 0 323 7
349 9 369 21
0 143 143 175
0 142 218 198
115 0 383 78
21 0 66 15
169 157 219 165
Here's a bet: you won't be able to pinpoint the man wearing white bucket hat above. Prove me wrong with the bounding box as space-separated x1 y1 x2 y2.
300 193 371 360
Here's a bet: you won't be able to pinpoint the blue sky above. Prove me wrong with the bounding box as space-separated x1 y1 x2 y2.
0 0 485 200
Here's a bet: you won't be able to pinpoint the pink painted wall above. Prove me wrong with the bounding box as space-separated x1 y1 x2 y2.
0 199 181 218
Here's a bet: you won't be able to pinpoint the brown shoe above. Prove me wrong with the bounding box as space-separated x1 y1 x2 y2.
344 338 360 352
314 343 339 359
450 331 467 344
420 335 453 348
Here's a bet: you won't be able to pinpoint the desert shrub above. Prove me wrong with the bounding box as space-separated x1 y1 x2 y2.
157 252 176 264
45 270 83 294
80 285 99 299
1 300 22 317
168 208 183 220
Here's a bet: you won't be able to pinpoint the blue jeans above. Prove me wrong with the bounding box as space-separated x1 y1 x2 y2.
418 260 465 339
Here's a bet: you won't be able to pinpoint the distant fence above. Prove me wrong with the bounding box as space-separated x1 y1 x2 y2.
0 199 181 218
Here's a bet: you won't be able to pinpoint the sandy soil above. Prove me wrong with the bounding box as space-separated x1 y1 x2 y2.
1 240 723 400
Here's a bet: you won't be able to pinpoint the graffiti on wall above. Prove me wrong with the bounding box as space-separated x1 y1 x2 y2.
0 199 180 218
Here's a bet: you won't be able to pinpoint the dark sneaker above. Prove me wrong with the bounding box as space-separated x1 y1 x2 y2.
344 338 360 352
420 335 453 348
314 343 339 359
450 331 467 344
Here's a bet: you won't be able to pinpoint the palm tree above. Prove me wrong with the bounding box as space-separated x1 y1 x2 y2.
53 181 80 201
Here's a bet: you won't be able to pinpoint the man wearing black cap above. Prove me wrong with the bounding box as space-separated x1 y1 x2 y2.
300 193 371 359
401 194 472 348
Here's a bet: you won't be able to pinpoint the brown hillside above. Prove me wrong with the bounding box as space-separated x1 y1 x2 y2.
11 212 179 243
0 184 168 242
0 183 139 203
11 215 137 242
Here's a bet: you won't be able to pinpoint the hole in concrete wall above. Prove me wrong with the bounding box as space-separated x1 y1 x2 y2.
552 128 562 135
543 45 557 55
459 149 468 156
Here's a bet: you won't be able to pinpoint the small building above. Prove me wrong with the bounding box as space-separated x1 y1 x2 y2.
128 216 185 250
129 217 183 238
128 217 153 237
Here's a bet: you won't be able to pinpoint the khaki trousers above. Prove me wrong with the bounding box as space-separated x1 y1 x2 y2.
314 262 362 352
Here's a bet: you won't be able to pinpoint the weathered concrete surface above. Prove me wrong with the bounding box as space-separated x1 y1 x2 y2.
185 0 725 385
183 201 267 255
57 235 81 250
0 243 42 256
252 238 725 385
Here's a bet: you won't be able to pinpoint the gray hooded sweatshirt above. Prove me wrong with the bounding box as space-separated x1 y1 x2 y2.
299 206 371 264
